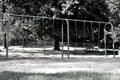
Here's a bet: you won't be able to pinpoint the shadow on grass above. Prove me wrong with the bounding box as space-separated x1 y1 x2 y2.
0 71 120 80
73 50 118 55
0 50 119 61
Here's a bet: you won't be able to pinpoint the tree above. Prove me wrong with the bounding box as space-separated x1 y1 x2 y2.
50 0 110 21
106 0 120 26
49 0 110 49
106 0 120 44
4 0 110 50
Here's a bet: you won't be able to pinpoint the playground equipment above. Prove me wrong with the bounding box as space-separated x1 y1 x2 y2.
3 13 116 60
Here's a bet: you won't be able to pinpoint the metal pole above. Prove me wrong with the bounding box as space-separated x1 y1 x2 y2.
104 23 108 57
65 19 70 59
112 30 115 58
52 18 55 52
6 14 10 59
75 20 77 47
104 27 107 57
109 22 115 58
9 13 109 24
91 21 94 46
42 18 45 51
61 21 64 60
104 22 115 58
98 22 100 47
84 21 85 48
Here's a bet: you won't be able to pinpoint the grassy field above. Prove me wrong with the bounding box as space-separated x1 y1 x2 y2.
0 71 120 80
0 46 120 80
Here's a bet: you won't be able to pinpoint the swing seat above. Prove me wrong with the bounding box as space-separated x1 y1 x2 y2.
86 47 94 51
85 40 94 51
94 46 99 51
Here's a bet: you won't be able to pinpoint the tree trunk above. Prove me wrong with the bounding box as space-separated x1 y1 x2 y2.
54 36 60 50
4 33 6 49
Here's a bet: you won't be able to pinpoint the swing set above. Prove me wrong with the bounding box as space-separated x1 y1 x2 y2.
4 13 116 60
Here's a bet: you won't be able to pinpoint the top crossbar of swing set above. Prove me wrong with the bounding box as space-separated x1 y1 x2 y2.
5 13 116 60
9 13 109 24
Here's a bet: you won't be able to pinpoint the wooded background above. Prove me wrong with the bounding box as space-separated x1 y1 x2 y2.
0 0 120 49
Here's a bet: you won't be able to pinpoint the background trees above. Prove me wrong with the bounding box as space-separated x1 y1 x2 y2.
4 0 110 20
106 0 120 43
50 0 110 21
1 0 120 49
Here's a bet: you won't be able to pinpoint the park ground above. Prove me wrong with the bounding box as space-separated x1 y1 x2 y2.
0 46 120 80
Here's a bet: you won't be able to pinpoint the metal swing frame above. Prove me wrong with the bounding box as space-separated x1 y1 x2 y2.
5 13 115 60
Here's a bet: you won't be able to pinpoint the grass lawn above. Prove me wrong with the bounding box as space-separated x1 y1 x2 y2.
0 46 120 80
0 71 120 80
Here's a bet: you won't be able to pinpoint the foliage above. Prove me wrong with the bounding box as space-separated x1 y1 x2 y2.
9 18 37 41
50 0 110 21
4 0 110 20
105 0 120 43
3 0 115 47
4 0 52 16
106 0 120 27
